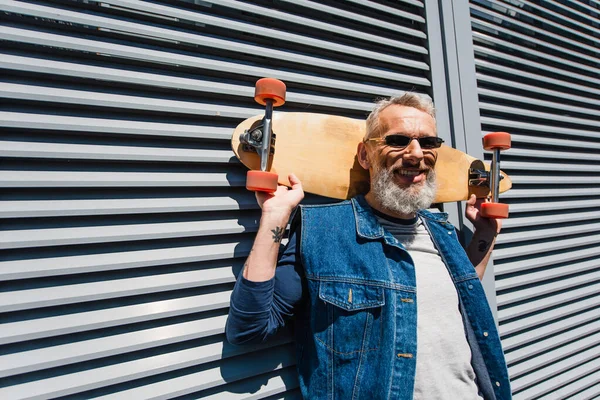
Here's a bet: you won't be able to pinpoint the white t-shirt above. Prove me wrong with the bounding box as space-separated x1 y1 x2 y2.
375 214 482 400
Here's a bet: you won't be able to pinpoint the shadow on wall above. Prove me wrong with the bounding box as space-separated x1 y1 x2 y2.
221 244 298 394
218 336 298 395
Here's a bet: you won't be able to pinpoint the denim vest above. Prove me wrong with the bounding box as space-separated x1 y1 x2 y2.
295 196 511 400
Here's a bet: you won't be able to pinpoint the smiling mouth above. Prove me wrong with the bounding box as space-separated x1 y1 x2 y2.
391 168 429 185
396 169 425 176
396 169 424 177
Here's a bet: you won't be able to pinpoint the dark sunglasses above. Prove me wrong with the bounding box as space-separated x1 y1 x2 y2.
366 134 444 149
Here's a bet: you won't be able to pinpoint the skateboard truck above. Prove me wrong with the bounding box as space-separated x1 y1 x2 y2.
239 125 276 155
241 78 286 192
468 168 503 187
480 132 511 219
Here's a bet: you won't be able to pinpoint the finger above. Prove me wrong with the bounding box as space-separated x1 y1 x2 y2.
288 173 303 190
467 194 477 206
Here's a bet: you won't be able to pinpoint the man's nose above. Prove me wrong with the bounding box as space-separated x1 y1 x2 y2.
403 138 424 161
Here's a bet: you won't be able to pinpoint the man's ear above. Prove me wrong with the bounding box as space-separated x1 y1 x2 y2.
357 142 371 170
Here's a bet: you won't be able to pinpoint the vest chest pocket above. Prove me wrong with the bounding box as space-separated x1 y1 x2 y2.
317 281 385 356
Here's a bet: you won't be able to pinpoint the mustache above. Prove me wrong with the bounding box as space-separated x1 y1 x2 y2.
379 152 438 172
376 158 434 173
386 164 432 174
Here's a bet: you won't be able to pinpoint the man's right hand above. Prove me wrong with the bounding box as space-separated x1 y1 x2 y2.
256 173 304 217
243 173 304 282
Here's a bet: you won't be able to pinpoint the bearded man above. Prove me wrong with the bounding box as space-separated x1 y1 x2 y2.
226 94 512 400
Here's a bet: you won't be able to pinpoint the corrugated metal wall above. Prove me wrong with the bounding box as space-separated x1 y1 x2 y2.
0 0 433 398
469 0 600 398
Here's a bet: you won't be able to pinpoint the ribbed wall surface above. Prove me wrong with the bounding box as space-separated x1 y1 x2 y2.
470 1 600 399
0 0 430 398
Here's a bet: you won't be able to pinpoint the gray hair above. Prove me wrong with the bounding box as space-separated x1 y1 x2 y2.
364 93 436 141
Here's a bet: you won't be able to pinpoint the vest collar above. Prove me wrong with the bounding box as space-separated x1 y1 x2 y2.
351 195 385 239
351 195 449 240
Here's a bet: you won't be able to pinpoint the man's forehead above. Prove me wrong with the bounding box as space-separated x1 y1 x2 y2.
379 105 436 134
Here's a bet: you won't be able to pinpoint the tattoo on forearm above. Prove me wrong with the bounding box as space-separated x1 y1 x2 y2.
478 240 490 252
477 231 498 253
271 226 285 243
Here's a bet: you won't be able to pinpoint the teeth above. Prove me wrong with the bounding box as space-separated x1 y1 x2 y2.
397 170 421 176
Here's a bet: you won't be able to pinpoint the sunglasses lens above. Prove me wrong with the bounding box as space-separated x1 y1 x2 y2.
384 135 411 147
383 135 443 148
419 137 443 149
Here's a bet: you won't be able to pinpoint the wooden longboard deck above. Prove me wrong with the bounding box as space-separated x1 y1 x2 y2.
232 112 511 203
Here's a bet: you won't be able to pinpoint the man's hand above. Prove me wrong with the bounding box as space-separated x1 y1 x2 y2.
256 173 305 217
243 173 304 282
465 194 502 234
465 194 502 280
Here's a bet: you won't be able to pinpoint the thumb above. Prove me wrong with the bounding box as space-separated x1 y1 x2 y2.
288 173 303 190
467 194 477 207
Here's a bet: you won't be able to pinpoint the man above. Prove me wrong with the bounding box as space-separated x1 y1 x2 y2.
226 94 511 399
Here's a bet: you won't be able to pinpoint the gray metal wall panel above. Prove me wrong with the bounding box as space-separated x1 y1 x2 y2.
0 0 432 398
425 0 502 319
469 1 600 398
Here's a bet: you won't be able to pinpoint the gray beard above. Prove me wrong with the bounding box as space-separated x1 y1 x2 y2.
371 168 437 215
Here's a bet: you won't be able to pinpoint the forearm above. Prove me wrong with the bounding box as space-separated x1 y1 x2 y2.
243 211 291 282
466 229 498 280
226 212 304 345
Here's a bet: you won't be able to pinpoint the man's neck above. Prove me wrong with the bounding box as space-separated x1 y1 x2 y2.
364 192 417 220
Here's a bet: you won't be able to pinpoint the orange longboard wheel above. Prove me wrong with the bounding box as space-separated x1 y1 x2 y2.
483 131 511 151
255 78 286 107
481 202 509 219
246 170 278 192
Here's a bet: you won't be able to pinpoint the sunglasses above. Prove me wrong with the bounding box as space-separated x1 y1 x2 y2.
365 134 444 149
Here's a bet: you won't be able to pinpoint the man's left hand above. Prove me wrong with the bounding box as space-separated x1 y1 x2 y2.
465 194 502 279
465 194 502 235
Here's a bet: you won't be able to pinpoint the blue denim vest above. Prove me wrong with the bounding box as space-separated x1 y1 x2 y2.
295 196 511 399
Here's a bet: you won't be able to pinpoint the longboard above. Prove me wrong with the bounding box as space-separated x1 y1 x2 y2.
232 112 511 203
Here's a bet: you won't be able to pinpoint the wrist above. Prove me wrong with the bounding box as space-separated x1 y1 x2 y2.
262 204 294 218
472 227 498 240
260 209 292 226
256 212 290 247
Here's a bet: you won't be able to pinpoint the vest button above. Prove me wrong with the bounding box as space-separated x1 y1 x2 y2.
483 331 489 337
496 381 501 387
